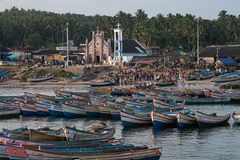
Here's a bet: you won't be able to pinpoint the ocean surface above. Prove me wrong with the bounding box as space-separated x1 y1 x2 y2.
0 85 240 160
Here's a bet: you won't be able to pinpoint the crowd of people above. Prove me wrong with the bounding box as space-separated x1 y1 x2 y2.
117 66 186 85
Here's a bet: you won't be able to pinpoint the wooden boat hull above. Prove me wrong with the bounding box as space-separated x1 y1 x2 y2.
214 72 240 83
48 104 64 117
155 81 174 87
35 102 50 116
111 110 121 119
196 112 230 128
120 111 152 127
2 128 29 140
62 103 86 118
64 126 115 141
151 111 177 128
99 106 112 117
177 112 197 128
20 103 37 116
5 144 162 160
91 81 115 87
153 98 184 110
214 77 240 83
29 129 66 142
28 75 54 83
85 104 101 117
0 110 20 118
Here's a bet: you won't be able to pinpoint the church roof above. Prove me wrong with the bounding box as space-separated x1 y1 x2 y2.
111 39 148 55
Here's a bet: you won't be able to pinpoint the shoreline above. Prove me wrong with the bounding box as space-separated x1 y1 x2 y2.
0 79 216 87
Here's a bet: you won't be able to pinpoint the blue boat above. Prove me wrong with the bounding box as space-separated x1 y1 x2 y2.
120 111 152 127
62 103 86 118
151 110 177 128
48 104 64 117
35 102 50 116
20 103 37 116
214 71 240 83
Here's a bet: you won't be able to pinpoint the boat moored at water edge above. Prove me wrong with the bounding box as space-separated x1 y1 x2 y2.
120 111 152 127
155 81 175 87
177 112 197 128
63 126 115 141
91 81 116 87
153 98 185 110
196 111 230 128
20 102 37 116
61 102 86 118
27 74 54 83
151 110 177 128
5 144 162 160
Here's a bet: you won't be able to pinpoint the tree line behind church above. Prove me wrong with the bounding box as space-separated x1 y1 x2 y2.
0 7 240 52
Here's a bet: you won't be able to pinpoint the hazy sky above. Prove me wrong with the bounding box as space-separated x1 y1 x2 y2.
0 0 239 19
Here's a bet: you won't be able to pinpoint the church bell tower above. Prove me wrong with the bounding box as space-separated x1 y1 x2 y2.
113 23 123 62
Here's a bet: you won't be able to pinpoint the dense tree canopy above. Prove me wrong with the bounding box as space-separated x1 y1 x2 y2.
0 7 240 52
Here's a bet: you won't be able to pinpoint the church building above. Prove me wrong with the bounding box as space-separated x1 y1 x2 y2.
85 27 110 64
85 24 149 64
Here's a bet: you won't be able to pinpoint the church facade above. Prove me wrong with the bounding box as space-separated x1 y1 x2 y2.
85 28 110 64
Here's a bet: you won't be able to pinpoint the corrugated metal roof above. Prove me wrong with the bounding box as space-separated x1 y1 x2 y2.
219 57 235 65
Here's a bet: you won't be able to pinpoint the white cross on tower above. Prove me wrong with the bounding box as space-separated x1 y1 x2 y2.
117 23 121 29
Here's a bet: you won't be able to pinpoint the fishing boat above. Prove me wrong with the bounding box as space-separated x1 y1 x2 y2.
90 81 115 87
153 98 184 110
47 103 64 117
0 102 20 118
20 102 37 116
232 112 240 125
84 104 101 117
2 127 29 140
99 105 112 117
5 144 162 160
120 111 152 127
177 112 197 128
187 70 215 81
2 127 64 141
0 132 119 150
111 88 133 96
61 103 86 118
214 71 240 83
151 110 177 128
27 74 54 83
63 126 115 141
35 102 50 116
198 70 215 80
29 129 66 142
155 81 175 87
55 90 73 99
196 111 230 128
182 97 230 105
107 101 125 119
132 93 147 101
